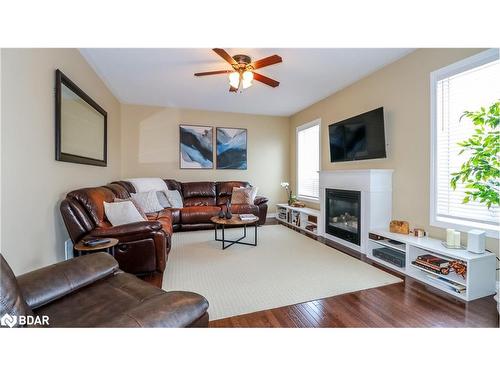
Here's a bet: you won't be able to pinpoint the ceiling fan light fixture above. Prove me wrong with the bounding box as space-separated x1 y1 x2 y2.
229 71 240 89
242 71 253 89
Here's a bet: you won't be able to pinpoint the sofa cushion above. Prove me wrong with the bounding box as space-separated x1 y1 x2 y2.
231 187 254 205
164 189 183 208
146 209 173 235
131 191 164 213
216 181 250 205
180 206 221 224
227 204 259 216
34 272 208 327
104 201 146 227
182 182 216 206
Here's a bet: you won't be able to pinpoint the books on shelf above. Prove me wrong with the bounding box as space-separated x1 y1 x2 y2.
239 214 258 221
417 254 449 268
424 273 466 294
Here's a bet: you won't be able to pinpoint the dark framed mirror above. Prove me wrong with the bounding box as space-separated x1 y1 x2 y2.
55 69 107 167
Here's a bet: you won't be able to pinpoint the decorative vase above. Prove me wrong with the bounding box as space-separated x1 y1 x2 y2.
225 201 233 219
218 210 225 219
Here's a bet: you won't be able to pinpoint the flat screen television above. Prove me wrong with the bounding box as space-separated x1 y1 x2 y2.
328 107 386 162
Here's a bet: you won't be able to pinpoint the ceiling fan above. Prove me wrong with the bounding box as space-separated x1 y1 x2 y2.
194 48 282 92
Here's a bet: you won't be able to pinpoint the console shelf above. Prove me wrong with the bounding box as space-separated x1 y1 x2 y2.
276 204 319 236
368 229 497 301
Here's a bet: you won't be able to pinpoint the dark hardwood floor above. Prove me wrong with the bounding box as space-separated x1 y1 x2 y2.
209 221 499 328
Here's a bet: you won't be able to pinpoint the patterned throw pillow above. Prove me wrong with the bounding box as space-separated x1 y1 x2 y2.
131 191 164 213
104 201 146 226
231 186 258 204
164 189 183 209
231 188 253 205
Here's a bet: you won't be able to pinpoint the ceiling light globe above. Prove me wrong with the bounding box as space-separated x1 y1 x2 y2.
229 72 240 89
242 70 253 82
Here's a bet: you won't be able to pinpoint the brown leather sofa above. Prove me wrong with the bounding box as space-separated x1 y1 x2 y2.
60 179 268 286
114 180 269 231
60 183 171 287
0 252 209 327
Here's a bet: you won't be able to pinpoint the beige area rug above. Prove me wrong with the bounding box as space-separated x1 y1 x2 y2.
162 225 402 321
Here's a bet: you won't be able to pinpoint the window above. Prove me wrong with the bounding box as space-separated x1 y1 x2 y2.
430 49 499 237
297 119 320 201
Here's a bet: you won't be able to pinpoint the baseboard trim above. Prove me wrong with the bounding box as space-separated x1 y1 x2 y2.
266 213 276 219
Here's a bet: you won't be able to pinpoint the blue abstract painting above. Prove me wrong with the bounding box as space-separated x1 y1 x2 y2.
216 127 247 170
179 125 213 169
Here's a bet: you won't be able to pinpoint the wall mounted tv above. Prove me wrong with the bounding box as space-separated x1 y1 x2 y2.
328 107 386 162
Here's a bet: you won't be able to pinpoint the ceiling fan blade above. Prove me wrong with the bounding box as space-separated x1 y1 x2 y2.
213 48 238 66
251 55 282 69
253 72 280 88
194 70 233 77
229 86 238 92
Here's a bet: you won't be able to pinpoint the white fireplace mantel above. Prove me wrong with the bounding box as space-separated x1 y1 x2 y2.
319 169 393 253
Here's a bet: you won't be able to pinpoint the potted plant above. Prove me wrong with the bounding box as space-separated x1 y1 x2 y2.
280 182 296 206
450 101 499 208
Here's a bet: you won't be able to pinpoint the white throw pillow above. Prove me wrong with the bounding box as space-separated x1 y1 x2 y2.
131 191 164 213
164 189 183 209
156 191 171 208
233 186 258 202
104 201 146 226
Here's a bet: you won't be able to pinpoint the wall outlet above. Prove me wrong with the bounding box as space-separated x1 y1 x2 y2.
64 239 74 260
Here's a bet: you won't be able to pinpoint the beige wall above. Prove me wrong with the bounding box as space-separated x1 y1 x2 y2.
290 48 499 256
1 49 121 274
121 104 290 212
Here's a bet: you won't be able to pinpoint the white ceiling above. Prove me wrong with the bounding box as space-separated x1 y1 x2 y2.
80 48 414 116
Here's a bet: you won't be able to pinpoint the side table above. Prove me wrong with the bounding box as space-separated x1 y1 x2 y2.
73 238 119 257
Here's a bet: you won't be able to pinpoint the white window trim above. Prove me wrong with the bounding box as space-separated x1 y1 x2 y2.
296 118 321 202
429 48 499 239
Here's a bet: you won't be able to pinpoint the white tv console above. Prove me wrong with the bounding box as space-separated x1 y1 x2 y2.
368 229 497 301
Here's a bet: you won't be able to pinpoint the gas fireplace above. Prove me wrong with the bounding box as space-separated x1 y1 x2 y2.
325 189 361 245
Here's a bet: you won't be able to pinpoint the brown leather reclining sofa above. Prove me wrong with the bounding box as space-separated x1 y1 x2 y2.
60 179 268 287
0 252 209 327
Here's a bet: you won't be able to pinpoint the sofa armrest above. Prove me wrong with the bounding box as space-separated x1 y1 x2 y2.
254 196 269 205
96 291 209 328
17 253 118 309
88 221 163 238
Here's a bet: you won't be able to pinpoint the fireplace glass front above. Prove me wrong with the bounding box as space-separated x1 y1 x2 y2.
325 189 361 245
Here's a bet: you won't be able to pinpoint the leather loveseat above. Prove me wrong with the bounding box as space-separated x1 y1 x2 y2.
0 252 209 327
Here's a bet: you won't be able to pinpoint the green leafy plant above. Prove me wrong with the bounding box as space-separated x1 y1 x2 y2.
450 101 500 208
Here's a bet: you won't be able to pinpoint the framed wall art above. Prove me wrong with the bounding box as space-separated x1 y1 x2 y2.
179 124 213 169
216 127 247 170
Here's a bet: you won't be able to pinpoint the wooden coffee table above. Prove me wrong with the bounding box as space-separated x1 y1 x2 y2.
210 215 259 250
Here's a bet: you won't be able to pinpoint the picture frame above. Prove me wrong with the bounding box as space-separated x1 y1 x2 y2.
179 124 214 169
55 69 107 167
216 127 248 170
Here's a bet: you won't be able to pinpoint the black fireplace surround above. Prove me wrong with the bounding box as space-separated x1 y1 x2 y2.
325 189 361 245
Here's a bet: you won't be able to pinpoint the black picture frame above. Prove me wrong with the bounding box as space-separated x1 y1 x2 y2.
55 69 107 167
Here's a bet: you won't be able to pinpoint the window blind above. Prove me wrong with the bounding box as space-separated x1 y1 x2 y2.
435 59 499 227
297 123 320 199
